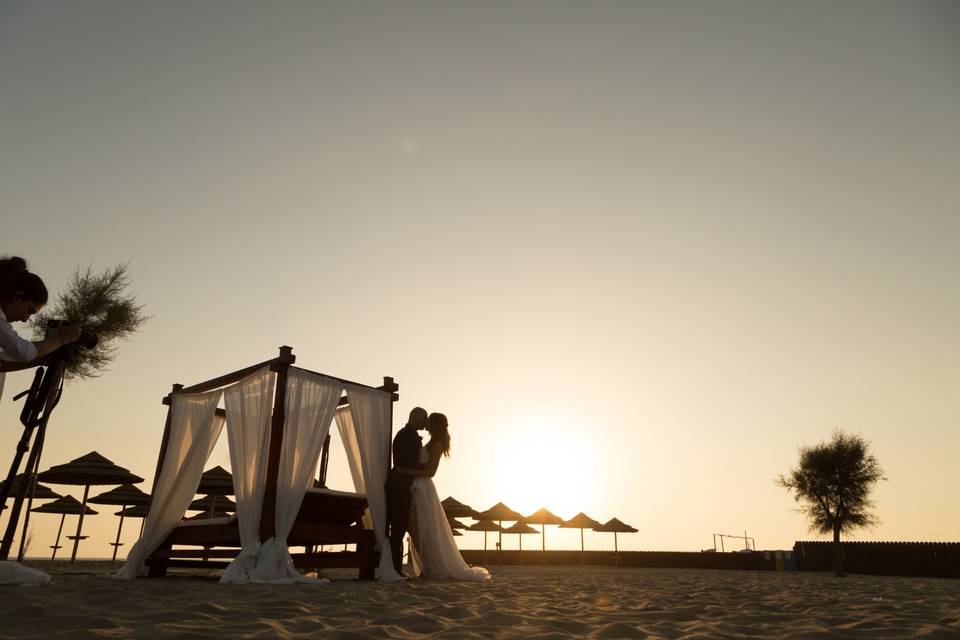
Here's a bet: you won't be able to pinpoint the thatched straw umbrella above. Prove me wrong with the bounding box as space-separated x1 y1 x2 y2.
0 474 61 500
441 496 480 519
197 465 234 495
452 529 463 537
503 522 538 553
89 484 151 561
477 502 524 550
524 507 564 553
195 466 234 517
38 452 144 562
448 517 468 532
593 518 638 557
31 496 97 560
188 495 236 516
1 473 62 560
114 504 149 537
560 512 601 564
467 519 503 560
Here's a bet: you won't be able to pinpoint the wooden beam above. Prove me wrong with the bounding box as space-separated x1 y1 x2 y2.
259 346 295 541
164 359 277 400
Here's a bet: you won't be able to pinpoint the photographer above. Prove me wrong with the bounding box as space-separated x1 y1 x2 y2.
0 257 81 400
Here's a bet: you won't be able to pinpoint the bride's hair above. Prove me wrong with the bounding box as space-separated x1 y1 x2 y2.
427 412 450 458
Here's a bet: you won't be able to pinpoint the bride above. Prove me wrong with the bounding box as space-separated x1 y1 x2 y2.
396 413 490 581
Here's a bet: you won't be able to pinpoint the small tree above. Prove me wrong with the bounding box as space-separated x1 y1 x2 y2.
30 263 148 380
778 430 885 576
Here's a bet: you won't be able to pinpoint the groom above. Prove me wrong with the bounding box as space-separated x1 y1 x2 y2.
385 406 429 575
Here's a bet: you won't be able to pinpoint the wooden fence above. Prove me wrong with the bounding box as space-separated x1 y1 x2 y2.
460 549 773 571
793 541 960 579
459 543 960 578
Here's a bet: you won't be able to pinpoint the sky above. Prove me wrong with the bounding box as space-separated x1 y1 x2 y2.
1 1 958 559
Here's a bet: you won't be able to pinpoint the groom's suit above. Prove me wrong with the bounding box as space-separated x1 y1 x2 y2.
385 424 425 573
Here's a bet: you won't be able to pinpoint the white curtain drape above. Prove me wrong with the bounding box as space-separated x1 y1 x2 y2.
250 368 342 583
220 367 275 584
334 406 368 527
116 388 224 579
337 385 401 581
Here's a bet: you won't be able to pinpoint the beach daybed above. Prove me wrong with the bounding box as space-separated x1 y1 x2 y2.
118 346 398 582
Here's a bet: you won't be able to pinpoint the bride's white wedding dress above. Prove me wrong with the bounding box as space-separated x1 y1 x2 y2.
409 451 490 581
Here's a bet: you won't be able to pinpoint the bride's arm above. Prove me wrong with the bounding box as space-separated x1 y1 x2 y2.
395 445 442 478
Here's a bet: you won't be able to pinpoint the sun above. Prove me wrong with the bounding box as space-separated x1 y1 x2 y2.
488 419 598 519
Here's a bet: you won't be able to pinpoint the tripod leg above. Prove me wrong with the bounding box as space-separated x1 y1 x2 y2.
17 429 48 561
0 426 43 560
1 361 62 561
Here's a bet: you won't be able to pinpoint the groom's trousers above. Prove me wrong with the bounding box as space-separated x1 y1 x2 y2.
385 471 414 573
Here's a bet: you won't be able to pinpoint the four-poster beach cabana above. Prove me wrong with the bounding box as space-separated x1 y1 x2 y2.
121 346 400 582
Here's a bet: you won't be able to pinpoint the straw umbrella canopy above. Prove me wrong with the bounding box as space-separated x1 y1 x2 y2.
466 519 503 552
0 473 62 500
441 496 480 519
524 507 564 552
560 512 601 563
197 466 234 496
89 484 151 561
593 518 638 554
188 495 236 516
477 502 524 549
31 495 97 560
503 522 538 552
452 529 463 537
448 517 468 531
38 451 144 562
1 473 63 559
115 505 149 537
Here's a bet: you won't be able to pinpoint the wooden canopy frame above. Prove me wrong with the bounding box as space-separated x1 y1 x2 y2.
144 346 398 578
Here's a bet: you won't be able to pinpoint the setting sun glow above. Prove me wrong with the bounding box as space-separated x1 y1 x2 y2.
487 419 598 520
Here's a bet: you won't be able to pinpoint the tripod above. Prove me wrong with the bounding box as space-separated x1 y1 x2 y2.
0 354 67 560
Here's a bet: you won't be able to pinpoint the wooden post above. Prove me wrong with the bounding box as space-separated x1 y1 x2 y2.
50 513 65 560
382 376 395 543
111 505 127 561
259 346 295 542
69 484 90 563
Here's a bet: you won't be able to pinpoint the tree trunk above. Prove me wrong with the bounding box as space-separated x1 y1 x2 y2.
832 525 844 577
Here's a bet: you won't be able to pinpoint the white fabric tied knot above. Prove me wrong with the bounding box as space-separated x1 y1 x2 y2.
218 539 262 584
248 537 329 584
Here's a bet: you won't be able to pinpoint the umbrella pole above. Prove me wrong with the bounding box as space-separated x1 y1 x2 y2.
16 470 40 562
51 513 65 560
580 528 585 565
111 505 127 562
138 518 145 538
541 525 546 565
70 484 90 563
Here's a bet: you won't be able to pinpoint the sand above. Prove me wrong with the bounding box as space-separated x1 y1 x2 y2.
1 562 958 638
